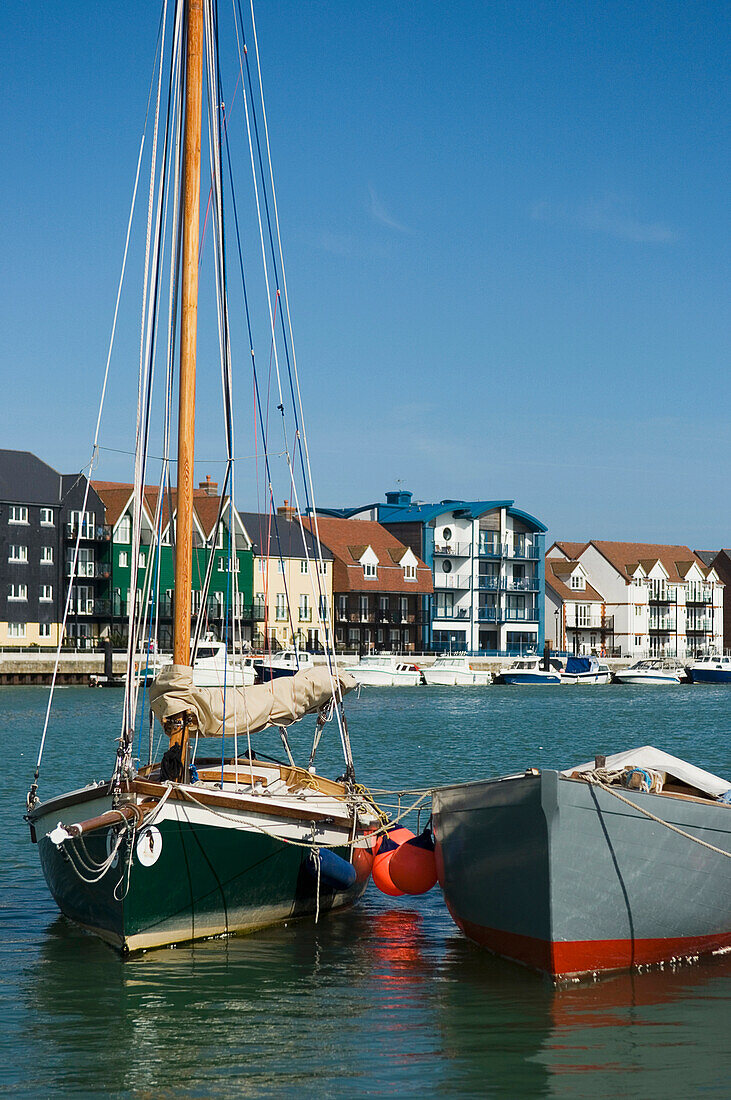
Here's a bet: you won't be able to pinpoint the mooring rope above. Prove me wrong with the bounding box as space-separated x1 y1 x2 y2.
583 775 731 859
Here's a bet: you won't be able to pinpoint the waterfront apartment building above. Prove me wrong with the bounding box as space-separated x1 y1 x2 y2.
303 515 432 653
239 509 334 652
0 449 107 648
319 490 547 655
701 550 731 654
547 541 724 658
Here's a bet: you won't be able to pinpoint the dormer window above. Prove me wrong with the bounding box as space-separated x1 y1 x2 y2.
404 564 416 581
364 562 377 578
570 573 585 590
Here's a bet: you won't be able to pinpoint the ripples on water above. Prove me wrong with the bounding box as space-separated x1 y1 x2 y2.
2 685 730 1097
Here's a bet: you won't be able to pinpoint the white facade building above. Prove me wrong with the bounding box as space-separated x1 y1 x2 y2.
547 541 723 658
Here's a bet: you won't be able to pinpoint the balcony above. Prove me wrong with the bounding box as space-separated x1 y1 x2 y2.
477 576 500 591
509 543 540 560
66 523 111 542
434 574 471 590
434 542 472 558
564 614 614 631
686 618 713 632
477 607 498 622
71 599 95 616
432 607 470 620
504 576 540 592
648 589 672 604
686 590 712 605
477 541 506 559
648 617 676 632
298 609 312 622
503 607 539 622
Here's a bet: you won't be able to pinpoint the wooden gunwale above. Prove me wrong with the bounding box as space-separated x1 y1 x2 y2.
130 778 354 825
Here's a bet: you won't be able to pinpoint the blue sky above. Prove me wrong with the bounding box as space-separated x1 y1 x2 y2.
1 1 728 547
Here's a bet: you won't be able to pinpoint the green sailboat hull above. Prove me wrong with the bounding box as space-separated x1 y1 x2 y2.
35 808 366 952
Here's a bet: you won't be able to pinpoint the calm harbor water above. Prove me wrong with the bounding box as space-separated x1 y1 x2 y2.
2 683 730 1098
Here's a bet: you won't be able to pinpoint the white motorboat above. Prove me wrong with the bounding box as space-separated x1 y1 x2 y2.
423 656 492 686
256 650 315 683
498 656 564 685
561 656 611 685
191 638 256 688
135 636 256 688
613 659 688 685
345 656 423 686
688 655 731 684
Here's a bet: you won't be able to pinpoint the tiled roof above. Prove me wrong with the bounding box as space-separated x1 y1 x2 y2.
303 516 432 594
545 560 605 603
239 511 332 562
589 541 710 582
550 541 589 559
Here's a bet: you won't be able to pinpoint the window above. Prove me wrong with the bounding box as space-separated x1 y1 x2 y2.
138 552 146 568
117 515 132 543
363 562 376 578
442 527 452 542
300 560 308 574
635 635 643 646
8 545 27 562
570 573 585 590
39 585 53 601
8 622 26 638
635 605 642 617
191 590 202 613
276 594 287 620
404 563 416 580
400 597 408 616
299 594 310 621
40 508 54 526
70 510 95 537
338 595 347 620
258 558 266 573
576 604 591 627
9 584 27 601
41 546 53 564
277 560 284 574
442 560 452 574
119 551 128 568
319 561 328 574
318 595 329 620
359 595 369 619
39 623 51 639
9 506 28 524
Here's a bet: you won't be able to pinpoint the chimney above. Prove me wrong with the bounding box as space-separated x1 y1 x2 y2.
198 474 218 496
277 499 296 520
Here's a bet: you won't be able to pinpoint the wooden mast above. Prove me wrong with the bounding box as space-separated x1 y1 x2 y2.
174 0 203 668
169 0 204 772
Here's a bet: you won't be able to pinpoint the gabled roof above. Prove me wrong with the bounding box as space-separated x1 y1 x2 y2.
588 540 712 582
93 481 250 548
239 511 332 562
548 540 589 560
303 516 432 594
0 449 61 505
545 559 605 603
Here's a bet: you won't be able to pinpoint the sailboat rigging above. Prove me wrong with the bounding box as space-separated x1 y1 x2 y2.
25 0 381 952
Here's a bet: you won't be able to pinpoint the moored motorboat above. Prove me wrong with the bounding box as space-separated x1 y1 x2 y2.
497 656 563 685
560 656 611 685
256 650 315 683
423 656 492 686
688 655 731 684
345 655 423 686
432 746 731 980
613 659 688 685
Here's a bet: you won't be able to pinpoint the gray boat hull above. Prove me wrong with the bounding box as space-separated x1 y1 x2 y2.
432 770 731 978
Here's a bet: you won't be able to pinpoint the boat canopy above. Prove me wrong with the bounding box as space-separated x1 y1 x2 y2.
565 656 596 674
149 664 356 738
565 746 730 799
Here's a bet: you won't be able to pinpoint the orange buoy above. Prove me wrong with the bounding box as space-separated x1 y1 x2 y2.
389 828 438 895
372 828 415 896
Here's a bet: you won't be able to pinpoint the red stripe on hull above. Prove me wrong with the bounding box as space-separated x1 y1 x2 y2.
448 905 731 978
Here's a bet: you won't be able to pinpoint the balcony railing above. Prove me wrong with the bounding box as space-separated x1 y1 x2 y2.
509 544 540 560
66 523 111 542
649 617 676 631
648 589 672 604
298 609 312 622
433 574 471 589
686 590 713 605
432 607 470 620
477 576 500 590
477 607 498 621
504 577 540 592
434 542 472 558
503 607 539 622
686 618 713 632
477 541 506 559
